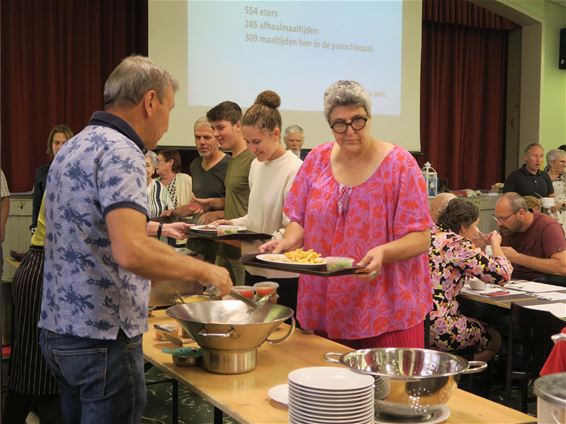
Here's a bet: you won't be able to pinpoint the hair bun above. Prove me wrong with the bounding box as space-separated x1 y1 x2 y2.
255 90 281 109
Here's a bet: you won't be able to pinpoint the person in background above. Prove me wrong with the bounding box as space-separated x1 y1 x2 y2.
430 192 456 223
30 124 74 232
192 101 254 285
172 116 229 224
496 192 566 280
213 90 303 311
523 195 542 213
4 197 64 424
145 150 173 218
0 169 10 275
545 148 566 204
503 143 553 197
284 125 308 160
429 198 511 361
156 149 194 212
185 117 230 262
38 55 232 424
156 149 194 246
261 80 432 348
545 148 566 233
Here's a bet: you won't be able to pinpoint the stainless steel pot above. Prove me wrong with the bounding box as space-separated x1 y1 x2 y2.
167 300 295 374
534 372 566 424
325 348 487 418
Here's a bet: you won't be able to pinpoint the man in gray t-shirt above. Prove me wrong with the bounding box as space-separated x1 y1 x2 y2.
187 117 230 261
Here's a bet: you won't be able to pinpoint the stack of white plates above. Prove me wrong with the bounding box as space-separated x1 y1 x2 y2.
288 366 375 424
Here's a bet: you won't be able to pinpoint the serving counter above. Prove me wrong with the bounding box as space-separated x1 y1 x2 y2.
143 310 534 424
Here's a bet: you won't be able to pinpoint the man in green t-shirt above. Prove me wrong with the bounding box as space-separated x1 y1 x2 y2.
193 101 254 284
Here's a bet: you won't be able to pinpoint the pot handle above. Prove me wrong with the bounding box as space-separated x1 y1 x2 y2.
551 333 566 344
198 327 238 339
323 352 343 363
462 360 488 374
267 316 296 344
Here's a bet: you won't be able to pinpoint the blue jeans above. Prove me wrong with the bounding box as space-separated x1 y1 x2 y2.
39 328 146 424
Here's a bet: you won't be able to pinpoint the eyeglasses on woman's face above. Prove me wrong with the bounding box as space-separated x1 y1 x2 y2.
330 116 368 134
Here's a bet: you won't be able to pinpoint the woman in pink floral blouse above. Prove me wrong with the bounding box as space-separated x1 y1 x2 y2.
429 198 512 361
261 81 432 349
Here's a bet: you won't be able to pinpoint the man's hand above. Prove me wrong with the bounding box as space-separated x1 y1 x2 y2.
198 211 224 224
163 222 192 240
204 264 233 296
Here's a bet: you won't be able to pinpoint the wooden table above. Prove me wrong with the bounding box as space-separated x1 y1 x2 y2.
143 310 535 424
457 287 566 315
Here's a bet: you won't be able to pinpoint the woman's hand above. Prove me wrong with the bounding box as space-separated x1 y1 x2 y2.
487 231 502 247
355 246 384 280
162 222 192 240
210 219 232 226
259 238 295 254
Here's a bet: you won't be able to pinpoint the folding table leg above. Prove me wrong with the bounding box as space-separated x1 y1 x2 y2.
503 319 514 405
214 406 223 424
172 379 179 424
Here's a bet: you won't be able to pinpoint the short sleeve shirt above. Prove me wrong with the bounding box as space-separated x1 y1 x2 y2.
503 165 554 197
284 143 433 340
502 212 566 280
190 155 230 198
39 111 150 340
223 150 254 220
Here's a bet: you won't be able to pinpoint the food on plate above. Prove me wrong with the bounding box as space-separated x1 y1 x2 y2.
217 225 243 236
284 248 324 264
325 257 355 271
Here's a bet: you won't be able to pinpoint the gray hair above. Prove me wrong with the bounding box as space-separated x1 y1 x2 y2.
524 143 542 154
323 80 371 122
501 192 528 212
547 148 566 163
194 116 211 131
284 125 303 137
145 150 158 168
103 55 179 109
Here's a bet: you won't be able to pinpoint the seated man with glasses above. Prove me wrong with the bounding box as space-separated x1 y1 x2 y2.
495 192 566 281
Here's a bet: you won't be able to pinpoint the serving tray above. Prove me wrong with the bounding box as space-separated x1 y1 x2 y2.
186 229 272 241
240 254 363 277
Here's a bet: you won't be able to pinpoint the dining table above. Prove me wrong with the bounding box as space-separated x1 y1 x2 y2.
143 309 535 424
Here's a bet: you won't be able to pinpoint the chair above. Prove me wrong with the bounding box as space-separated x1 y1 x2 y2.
504 303 565 412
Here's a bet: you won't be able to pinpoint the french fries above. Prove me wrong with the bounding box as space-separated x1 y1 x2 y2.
284 248 324 264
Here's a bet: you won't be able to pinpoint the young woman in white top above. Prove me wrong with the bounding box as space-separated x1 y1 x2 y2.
213 90 303 311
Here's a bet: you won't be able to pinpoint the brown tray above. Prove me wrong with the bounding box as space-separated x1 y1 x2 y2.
240 254 363 277
186 229 272 241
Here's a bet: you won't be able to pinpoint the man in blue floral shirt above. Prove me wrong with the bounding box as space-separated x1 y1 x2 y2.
38 56 232 423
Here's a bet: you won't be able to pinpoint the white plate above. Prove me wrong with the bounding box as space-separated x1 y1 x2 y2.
289 381 374 395
289 384 374 400
190 224 218 232
374 405 451 424
257 253 327 267
268 383 288 406
288 367 374 391
289 407 373 423
191 224 247 233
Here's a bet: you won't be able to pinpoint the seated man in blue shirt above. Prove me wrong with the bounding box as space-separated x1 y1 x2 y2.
38 56 232 424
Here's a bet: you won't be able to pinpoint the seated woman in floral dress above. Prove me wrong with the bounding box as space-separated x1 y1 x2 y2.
429 198 513 361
